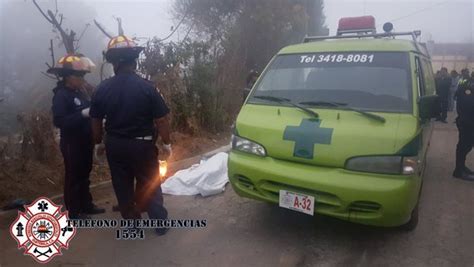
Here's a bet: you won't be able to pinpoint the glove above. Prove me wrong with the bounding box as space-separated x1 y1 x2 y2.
162 143 172 159
81 108 90 118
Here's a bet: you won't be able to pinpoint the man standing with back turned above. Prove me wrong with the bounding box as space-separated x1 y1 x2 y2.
90 35 172 235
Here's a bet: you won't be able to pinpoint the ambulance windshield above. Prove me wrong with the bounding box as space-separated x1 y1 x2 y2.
249 52 412 113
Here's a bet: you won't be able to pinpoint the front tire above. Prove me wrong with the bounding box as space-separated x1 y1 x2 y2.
400 203 419 231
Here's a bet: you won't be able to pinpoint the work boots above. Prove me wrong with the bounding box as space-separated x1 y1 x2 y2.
453 167 474 181
82 204 106 214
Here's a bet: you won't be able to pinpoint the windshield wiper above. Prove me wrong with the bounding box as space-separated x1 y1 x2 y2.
253 95 319 118
299 101 386 123
299 101 347 107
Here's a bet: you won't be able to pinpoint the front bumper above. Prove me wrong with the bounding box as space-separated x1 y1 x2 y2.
228 151 421 227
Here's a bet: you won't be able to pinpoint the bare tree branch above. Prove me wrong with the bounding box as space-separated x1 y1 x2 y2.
32 0 53 23
32 0 76 54
94 19 113 39
49 39 56 68
46 9 75 53
180 23 194 43
76 23 90 46
115 17 124 35
54 0 58 16
45 40 59 80
41 72 58 80
159 8 188 42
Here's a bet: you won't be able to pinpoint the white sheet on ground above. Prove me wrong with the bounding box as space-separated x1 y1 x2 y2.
161 152 229 197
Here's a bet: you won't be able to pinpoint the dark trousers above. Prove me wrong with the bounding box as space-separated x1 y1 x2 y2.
455 123 474 172
60 136 94 215
105 136 167 220
439 97 448 121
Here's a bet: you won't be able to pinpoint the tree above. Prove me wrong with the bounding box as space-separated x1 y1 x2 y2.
0 0 105 134
170 0 327 126
32 0 77 54
174 0 327 70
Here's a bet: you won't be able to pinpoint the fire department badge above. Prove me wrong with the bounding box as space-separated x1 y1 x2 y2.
9 197 76 263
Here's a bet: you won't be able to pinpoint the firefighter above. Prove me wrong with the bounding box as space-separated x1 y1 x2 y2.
90 35 171 235
453 68 474 180
49 55 106 219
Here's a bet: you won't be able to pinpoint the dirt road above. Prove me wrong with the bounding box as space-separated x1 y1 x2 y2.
1 115 473 266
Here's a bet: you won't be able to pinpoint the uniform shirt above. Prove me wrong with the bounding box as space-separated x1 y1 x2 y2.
455 77 474 126
51 81 91 138
90 72 169 138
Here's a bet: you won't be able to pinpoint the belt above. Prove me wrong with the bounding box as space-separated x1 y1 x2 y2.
134 136 153 141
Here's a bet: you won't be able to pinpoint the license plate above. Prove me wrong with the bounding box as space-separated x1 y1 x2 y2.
279 190 315 216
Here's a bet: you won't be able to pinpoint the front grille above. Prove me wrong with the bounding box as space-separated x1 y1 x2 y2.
348 201 381 213
259 180 342 210
236 175 255 190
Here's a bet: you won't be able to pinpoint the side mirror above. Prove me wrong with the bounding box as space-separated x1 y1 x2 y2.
418 95 440 120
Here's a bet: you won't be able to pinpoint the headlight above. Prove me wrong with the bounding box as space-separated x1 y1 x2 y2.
345 156 419 175
232 135 266 157
401 157 419 175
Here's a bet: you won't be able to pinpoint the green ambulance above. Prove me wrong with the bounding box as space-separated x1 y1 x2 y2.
228 17 439 230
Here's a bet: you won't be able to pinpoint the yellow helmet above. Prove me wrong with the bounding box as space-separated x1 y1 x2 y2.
105 35 144 63
47 54 93 76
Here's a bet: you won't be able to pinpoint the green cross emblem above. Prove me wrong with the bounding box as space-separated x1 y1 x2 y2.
283 119 333 159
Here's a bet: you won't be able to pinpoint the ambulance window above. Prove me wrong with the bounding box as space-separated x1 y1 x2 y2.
415 56 425 97
249 52 412 113
421 59 435 95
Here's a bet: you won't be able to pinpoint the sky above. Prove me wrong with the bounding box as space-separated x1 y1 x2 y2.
79 0 176 42
78 0 473 44
324 0 473 43
1 0 472 44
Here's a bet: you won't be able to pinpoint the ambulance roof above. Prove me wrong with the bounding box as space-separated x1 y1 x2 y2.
279 38 429 57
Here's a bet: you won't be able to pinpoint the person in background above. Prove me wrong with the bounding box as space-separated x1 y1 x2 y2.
453 69 474 180
243 70 260 103
435 67 452 123
49 54 105 219
434 70 441 84
449 70 460 112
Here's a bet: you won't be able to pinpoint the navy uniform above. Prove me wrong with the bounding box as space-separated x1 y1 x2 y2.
453 70 474 180
49 55 105 218
435 69 452 122
90 36 170 233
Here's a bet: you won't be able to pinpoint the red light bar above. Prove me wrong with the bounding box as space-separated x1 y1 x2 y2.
337 16 376 34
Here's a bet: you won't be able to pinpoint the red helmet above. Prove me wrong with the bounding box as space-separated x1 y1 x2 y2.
47 54 93 77
105 35 144 63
